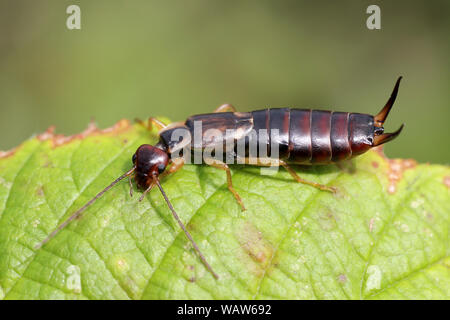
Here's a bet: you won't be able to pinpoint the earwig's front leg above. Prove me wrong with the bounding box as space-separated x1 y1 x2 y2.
139 183 155 202
138 159 185 202
160 157 185 179
135 117 167 131
205 158 246 211
138 159 185 201
279 160 337 193
128 175 134 197
148 117 167 131
213 103 237 113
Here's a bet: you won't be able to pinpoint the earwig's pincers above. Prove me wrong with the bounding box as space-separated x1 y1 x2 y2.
373 77 405 146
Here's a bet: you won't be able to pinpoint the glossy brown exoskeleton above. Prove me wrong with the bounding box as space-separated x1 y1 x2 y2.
36 77 404 279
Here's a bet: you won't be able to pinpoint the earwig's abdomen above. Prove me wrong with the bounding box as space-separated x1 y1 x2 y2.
330 112 351 162
250 109 270 158
250 108 291 159
310 110 332 163
284 109 374 164
287 109 336 163
348 113 374 156
289 110 312 162
268 108 290 158
251 109 356 164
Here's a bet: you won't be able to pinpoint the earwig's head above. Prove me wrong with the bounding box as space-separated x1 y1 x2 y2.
132 144 169 189
372 77 404 147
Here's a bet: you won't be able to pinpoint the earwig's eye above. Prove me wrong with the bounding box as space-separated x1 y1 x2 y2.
132 153 137 163
158 163 166 173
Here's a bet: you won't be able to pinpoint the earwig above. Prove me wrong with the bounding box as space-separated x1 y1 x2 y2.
35 77 404 280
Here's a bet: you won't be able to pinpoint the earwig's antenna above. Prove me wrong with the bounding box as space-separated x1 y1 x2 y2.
35 167 136 250
374 76 402 126
153 174 219 279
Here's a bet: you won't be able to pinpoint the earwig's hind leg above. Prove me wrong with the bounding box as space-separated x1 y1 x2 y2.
279 160 337 193
205 159 246 211
213 103 237 113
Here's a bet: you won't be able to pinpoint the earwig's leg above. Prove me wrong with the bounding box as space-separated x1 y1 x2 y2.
135 118 147 128
205 159 246 211
135 117 167 131
138 159 185 202
213 103 237 113
168 158 185 174
128 175 134 197
159 157 185 180
148 117 167 131
279 160 337 193
139 183 155 202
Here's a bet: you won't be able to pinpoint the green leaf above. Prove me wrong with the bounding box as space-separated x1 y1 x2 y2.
0 120 448 300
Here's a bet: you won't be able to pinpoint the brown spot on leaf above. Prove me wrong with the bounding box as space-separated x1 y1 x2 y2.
338 274 347 283
0 151 12 158
1 119 136 160
36 186 44 197
41 154 53 168
2 120 133 160
43 160 53 168
369 218 375 232
386 158 417 194
372 147 417 194
0 147 18 159
236 222 274 277
444 176 450 188
372 145 386 158
37 126 56 141
318 211 337 231
37 119 132 148
372 161 379 168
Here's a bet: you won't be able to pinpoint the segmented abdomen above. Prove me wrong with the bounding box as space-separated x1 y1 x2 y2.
252 108 374 164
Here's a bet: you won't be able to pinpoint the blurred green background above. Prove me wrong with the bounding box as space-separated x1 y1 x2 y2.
0 0 449 163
